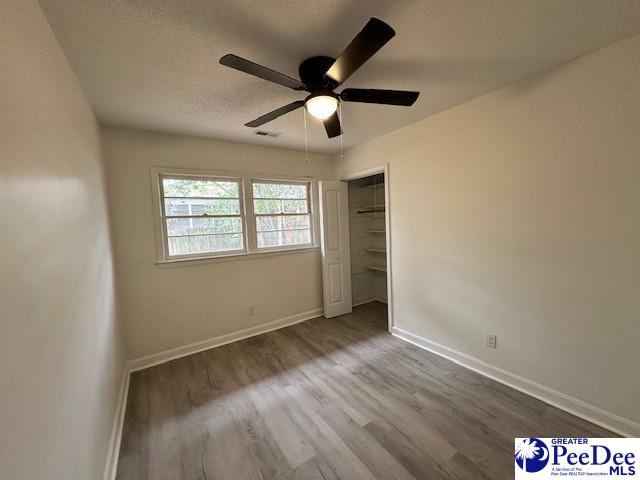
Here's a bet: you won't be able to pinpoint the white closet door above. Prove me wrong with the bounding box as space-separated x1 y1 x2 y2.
319 181 352 318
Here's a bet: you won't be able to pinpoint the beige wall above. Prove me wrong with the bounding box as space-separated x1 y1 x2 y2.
3 3 638 476
0 1 125 479
102 126 335 359
338 34 640 427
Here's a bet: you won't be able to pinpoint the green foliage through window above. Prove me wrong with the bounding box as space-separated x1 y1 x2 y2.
163 178 239 198
158 174 314 257
162 176 244 256
252 181 311 249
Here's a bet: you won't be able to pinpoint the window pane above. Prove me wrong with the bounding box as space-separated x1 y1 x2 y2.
253 182 307 199
168 233 243 256
253 199 308 214
165 198 240 216
256 215 310 232
166 217 242 236
162 178 239 198
257 229 311 248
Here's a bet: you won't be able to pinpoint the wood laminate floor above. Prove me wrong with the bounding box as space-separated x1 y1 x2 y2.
116 302 612 479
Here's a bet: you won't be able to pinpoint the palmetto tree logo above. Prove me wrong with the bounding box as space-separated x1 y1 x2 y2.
515 438 550 473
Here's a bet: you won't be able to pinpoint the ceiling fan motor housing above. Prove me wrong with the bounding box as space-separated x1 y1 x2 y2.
219 18 419 137
298 56 338 92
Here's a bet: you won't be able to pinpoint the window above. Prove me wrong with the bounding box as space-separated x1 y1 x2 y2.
153 168 316 262
160 175 245 258
252 181 312 249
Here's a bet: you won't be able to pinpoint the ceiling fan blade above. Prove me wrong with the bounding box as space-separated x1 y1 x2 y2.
325 18 395 85
245 100 305 128
220 54 306 91
340 88 419 106
323 112 342 138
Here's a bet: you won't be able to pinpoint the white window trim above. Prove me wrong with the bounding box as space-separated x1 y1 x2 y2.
150 166 320 265
249 177 315 253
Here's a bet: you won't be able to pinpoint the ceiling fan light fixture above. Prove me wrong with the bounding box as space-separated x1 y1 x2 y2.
220 18 419 138
305 94 338 120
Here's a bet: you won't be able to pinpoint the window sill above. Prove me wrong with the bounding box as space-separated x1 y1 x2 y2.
155 245 320 268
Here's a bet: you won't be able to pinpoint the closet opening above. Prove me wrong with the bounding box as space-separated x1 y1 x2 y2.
346 170 390 328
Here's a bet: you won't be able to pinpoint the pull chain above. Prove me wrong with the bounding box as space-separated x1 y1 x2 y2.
303 107 309 164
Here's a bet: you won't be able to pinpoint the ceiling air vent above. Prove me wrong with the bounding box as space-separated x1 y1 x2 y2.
254 130 281 138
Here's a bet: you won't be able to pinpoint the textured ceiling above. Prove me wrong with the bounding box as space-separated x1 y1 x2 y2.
38 0 640 153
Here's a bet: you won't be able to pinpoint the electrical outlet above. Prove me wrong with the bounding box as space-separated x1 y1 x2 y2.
486 333 497 349
247 306 255 316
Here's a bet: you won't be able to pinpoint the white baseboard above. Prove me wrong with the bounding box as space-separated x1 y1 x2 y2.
103 367 131 480
374 294 388 304
391 326 640 438
352 294 377 307
104 307 324 478
127 308 324 372
105 312 638 479
353 295 388 307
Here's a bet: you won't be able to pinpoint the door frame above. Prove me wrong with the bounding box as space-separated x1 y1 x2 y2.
340 163 394 332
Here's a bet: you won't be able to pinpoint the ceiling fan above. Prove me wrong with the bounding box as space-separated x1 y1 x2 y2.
219 18 419 138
